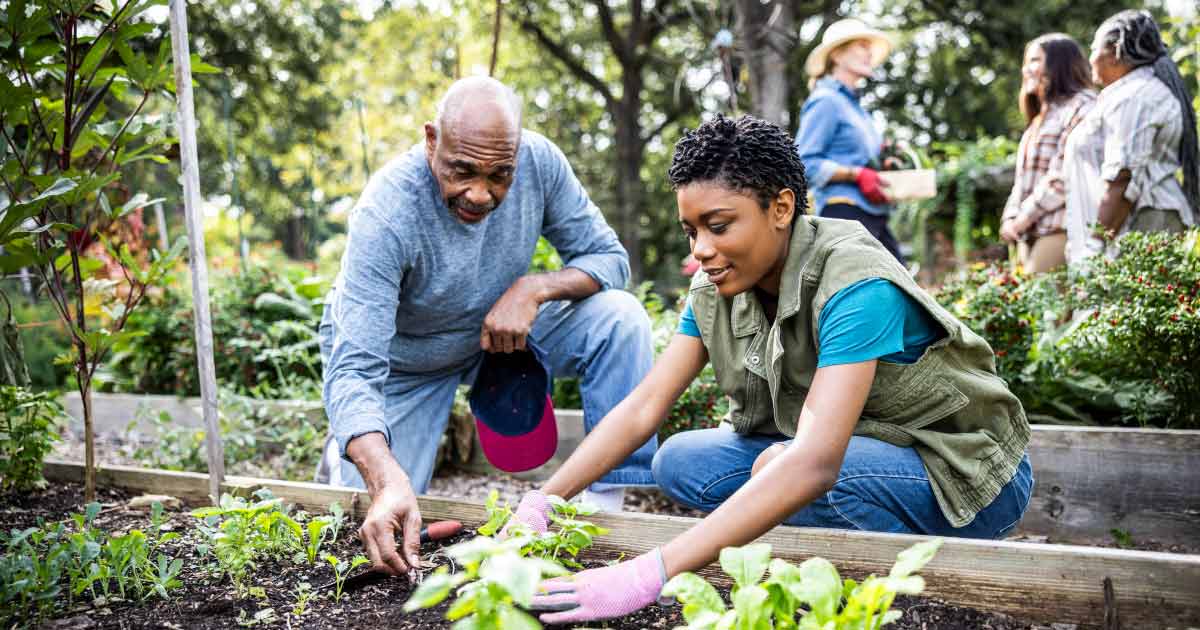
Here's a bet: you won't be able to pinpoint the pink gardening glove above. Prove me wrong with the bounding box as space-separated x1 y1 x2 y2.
499 490 551 539
529 548 666 624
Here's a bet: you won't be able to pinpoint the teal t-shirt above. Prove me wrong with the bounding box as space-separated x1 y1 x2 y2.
677 278 945 366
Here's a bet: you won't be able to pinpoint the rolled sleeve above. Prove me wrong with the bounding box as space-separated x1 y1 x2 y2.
535 138 630 290
1100 99 1154 203
795 96 843 189
323 204 406 460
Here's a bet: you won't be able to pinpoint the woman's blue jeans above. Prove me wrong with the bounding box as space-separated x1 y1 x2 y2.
652 426 1033 539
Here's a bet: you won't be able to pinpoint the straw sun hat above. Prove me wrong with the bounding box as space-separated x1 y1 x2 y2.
804 18 894 77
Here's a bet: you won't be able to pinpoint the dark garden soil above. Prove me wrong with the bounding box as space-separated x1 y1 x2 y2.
1 483 1063 630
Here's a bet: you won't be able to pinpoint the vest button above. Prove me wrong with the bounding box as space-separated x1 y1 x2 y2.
750 356 761 365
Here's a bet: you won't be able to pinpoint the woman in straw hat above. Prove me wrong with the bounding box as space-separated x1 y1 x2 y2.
794 18 904 262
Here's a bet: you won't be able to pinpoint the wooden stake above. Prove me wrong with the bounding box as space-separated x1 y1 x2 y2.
168 0 224 504
154 201 169 252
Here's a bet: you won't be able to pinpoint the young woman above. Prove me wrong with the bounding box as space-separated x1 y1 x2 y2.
793 18 903 262
508 116 1033 625
1063 10 1198 264
999 34 1096 274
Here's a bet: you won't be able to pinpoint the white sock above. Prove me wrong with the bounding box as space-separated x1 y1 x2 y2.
580 487 626 513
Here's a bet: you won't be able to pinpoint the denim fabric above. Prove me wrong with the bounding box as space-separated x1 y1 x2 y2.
320 131 630 467
652 427 1033 538
319 290 657 494
794 77 890 216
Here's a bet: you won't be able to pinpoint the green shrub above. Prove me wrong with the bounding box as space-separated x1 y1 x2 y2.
106 262 328 398
0 386 63 492
934 229 1200 428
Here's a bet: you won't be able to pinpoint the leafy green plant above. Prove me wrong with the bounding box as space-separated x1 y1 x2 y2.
476 490 608 569
324 553 369 602
291 581 315 618
107 262 328 398
934 229 1200 428
191 492 291 592
192 491 346 593
663 539 943 629
403 535 567 630
0 0 205 501
0 500 182 626
0 385 63 491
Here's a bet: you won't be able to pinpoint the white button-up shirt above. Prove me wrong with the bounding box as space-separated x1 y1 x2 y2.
1062 65 1193 265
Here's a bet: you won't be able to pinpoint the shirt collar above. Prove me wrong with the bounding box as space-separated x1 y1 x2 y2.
1102 64 1153 96
817 76 860 102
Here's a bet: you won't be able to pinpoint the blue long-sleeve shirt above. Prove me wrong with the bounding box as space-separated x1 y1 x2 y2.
320 130 629 457
794 77 890 216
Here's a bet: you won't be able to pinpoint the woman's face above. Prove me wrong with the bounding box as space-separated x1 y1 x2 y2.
677 182 795 297
1022 45 1045 97
831 39 876 79
1088 32 1125 87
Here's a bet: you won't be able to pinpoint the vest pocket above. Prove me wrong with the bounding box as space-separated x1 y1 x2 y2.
862 374 970 431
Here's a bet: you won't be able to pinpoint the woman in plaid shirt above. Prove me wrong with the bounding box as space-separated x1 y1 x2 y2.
1000 33 1096 274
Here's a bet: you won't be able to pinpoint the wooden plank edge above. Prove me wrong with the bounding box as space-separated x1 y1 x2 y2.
41 460 1200 629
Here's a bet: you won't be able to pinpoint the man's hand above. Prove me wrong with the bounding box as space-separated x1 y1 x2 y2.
346 433 423 577
359 481 423 576
481 276 543 353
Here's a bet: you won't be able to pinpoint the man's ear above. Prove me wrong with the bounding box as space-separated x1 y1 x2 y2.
773 188 797 229
424 122 438 157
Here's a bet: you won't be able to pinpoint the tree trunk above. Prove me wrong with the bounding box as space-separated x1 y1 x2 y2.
736 0 794 127
613 89 644 282
80 378 95 502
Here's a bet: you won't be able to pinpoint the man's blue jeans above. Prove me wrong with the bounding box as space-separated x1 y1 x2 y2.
319 289 657 494
652 427 1033 538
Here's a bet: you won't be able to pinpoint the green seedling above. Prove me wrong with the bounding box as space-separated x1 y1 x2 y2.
663 539 943 629
404 535 568 630
479 491 608 569
1110 528 1135 549
476 490 512 537
325 553 370 601
292 582 315 617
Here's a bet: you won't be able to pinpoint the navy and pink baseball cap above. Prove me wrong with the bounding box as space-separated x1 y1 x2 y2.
469 343 558 473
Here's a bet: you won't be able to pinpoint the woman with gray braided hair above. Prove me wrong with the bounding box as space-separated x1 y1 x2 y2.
1062 9 1198 264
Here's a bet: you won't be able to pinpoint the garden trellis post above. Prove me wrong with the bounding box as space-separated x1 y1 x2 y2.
169 0 225 504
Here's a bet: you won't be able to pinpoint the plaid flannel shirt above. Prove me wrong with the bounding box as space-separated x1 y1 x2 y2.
1002 90 1097 238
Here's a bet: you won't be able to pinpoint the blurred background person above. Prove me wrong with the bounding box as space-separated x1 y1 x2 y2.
1063 10 1198 264
794 19 904 263
999 33 1096 274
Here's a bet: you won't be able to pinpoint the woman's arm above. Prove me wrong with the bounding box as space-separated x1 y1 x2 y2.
539 334 709 500
660 359 876 577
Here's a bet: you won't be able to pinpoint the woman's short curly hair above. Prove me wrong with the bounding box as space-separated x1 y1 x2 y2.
668 114 808 214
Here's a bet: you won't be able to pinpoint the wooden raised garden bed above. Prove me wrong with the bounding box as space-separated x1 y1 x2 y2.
37 460 1200 629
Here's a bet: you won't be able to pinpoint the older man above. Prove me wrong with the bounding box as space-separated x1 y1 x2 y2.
318 77 655 576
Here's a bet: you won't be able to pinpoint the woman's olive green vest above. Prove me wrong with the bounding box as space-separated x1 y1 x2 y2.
689 216 1030 527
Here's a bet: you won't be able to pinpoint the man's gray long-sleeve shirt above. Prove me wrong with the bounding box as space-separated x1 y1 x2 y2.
321 130 630 458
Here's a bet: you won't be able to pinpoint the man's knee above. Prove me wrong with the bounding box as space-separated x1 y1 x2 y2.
651 430 709 503
590 290 651 343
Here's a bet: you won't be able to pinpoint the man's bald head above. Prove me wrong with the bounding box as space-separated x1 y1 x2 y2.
434 76 522 141
424 78 524 224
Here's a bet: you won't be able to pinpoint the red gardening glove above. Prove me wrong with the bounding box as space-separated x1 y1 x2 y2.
529 549 666 624
499 490 552 539
856 167 890 205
